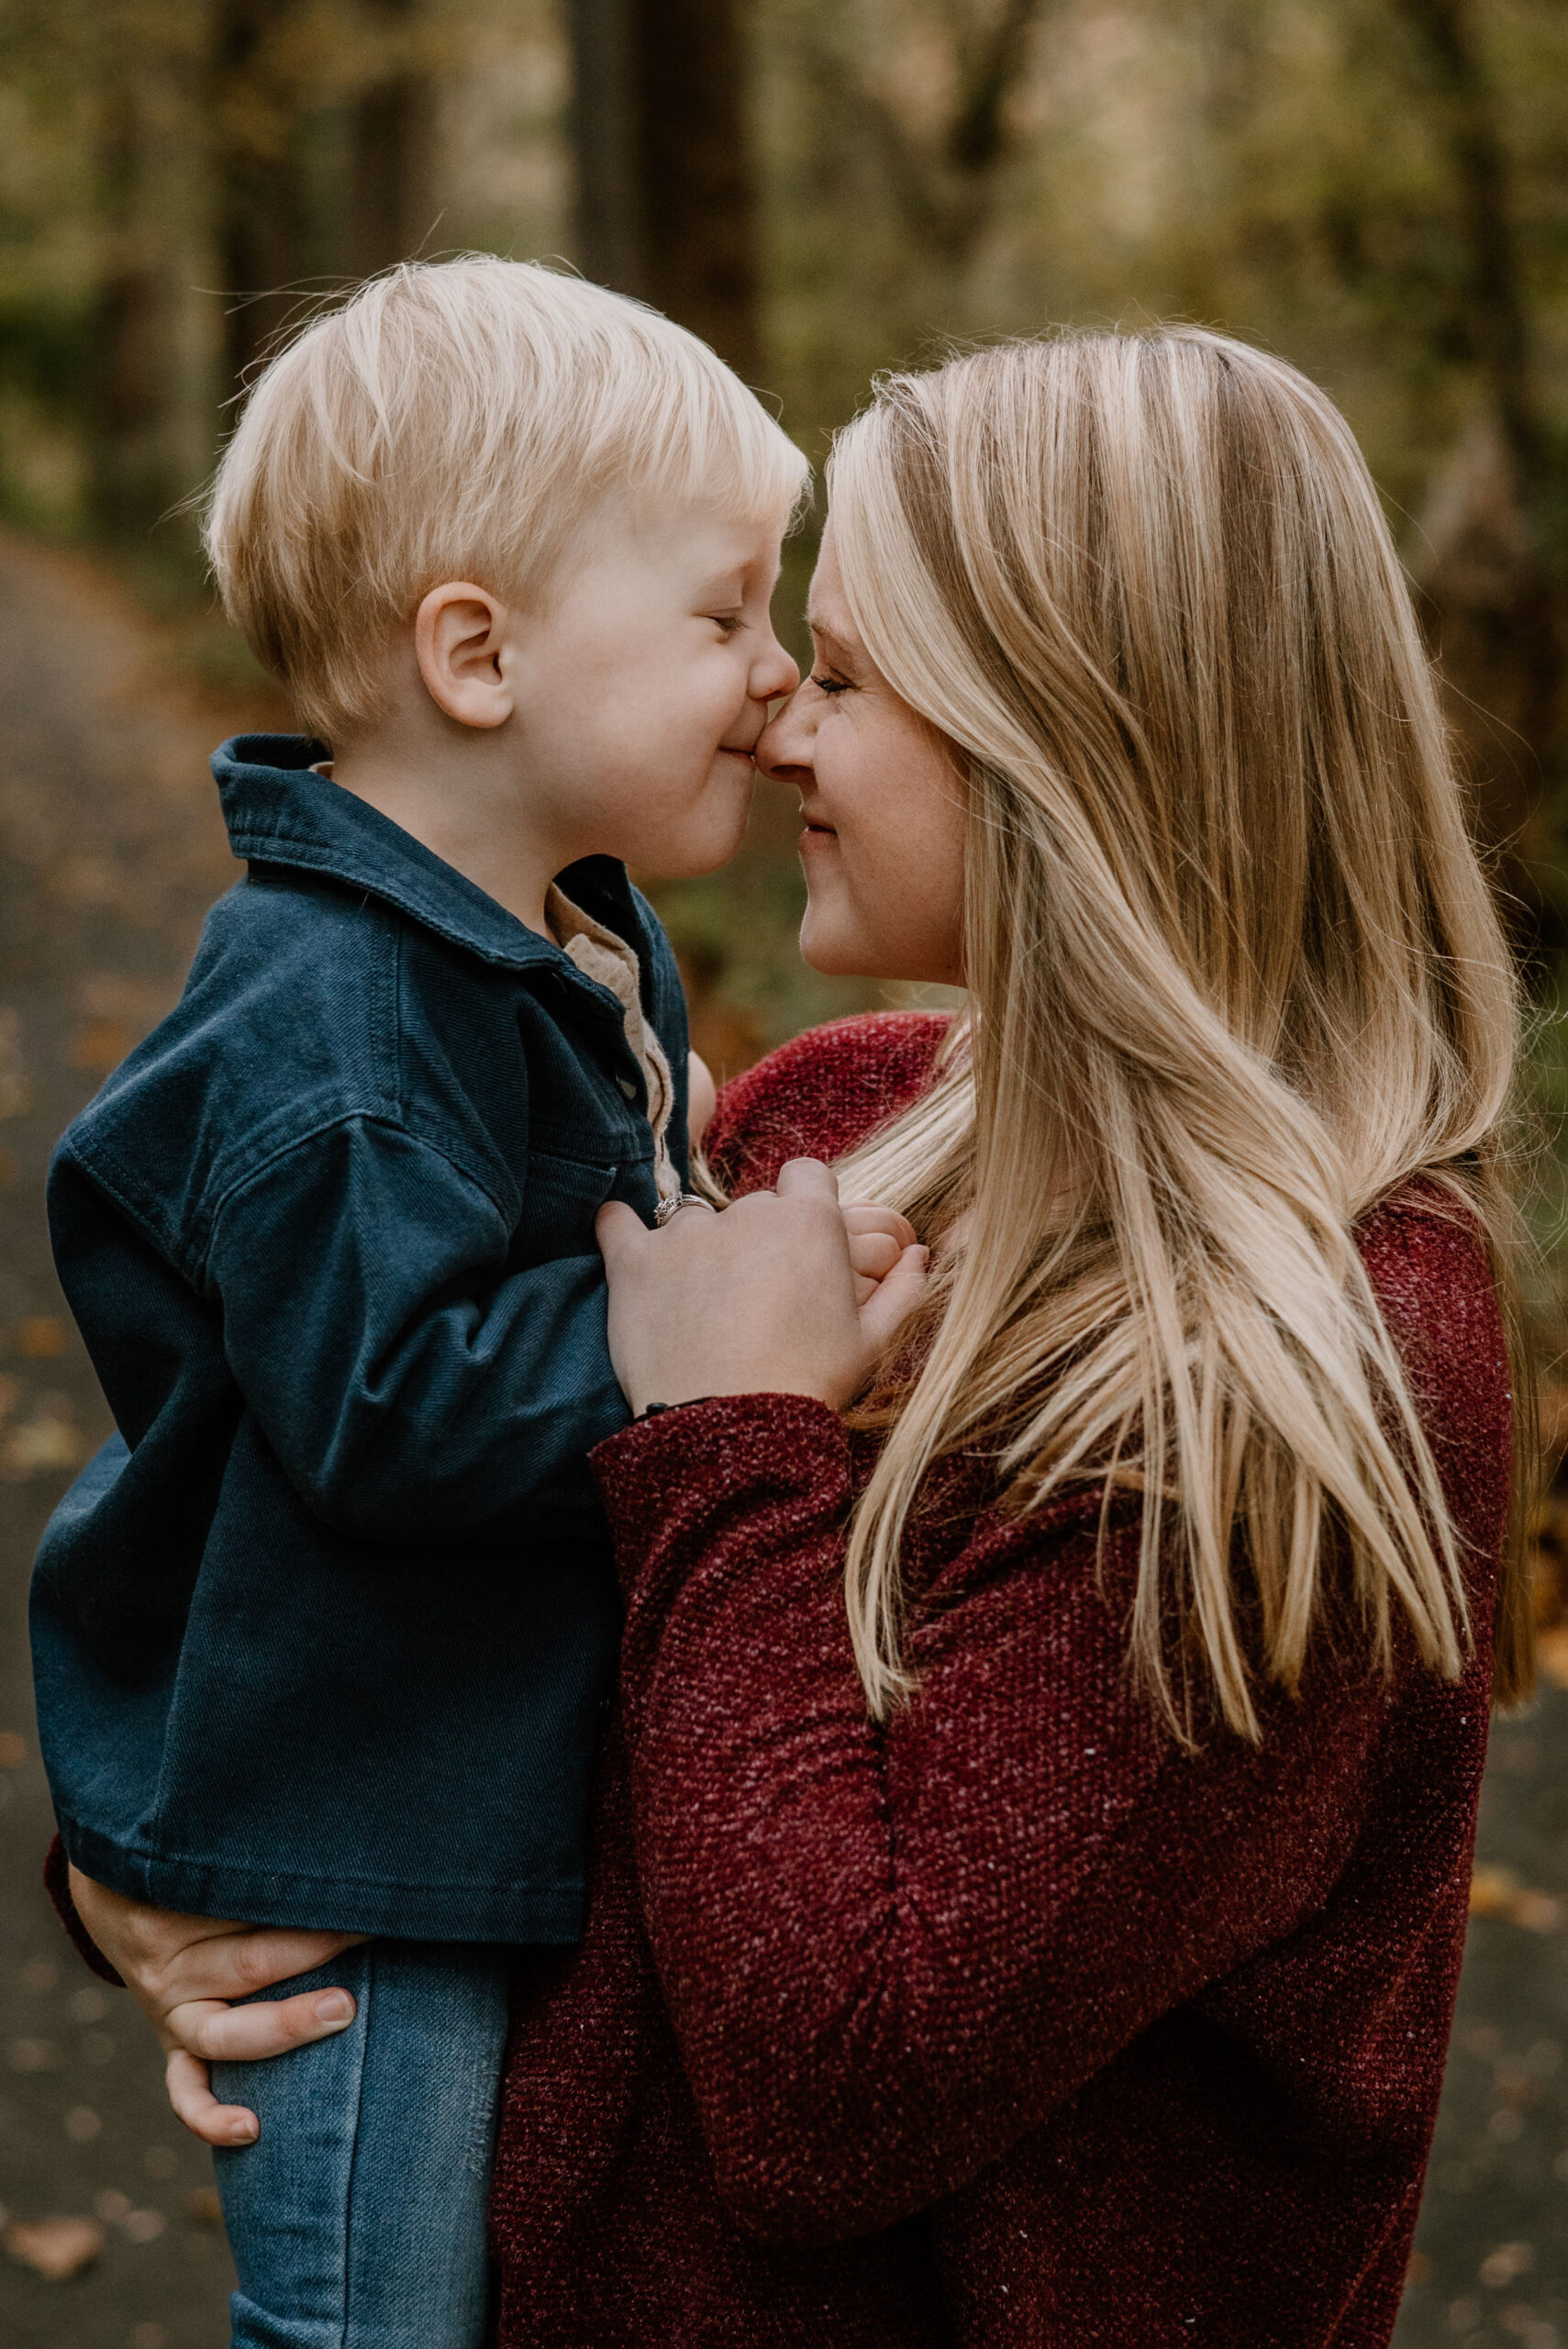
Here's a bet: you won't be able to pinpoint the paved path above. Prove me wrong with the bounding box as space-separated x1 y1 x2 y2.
0 529 1563 2344
0 532 252 2344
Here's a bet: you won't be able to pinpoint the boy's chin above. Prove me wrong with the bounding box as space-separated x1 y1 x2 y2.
662 787 755 876
640 816 751 882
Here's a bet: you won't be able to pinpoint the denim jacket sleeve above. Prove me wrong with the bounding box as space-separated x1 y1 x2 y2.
208 1115 629 1542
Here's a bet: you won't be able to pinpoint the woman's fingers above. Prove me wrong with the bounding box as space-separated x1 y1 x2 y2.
595 1197 650 1274
163 2044 258 2147
167 1986 357 2064
775 1156 840 1201
168 1927 363 2009
158 1981 357 2145
67 1863 363 2020
858 1242 930 1348
596 1152 913 1413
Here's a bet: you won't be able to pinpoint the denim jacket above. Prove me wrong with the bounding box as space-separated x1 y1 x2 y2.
30 738 689 1943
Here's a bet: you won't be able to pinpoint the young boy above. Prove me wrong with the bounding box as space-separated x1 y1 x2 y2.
29 259 820 2348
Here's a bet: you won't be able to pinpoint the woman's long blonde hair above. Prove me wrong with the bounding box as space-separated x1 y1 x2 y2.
828 328 1532 1739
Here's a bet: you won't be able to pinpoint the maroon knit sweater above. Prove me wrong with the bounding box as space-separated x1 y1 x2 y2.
489 1011 1512 2348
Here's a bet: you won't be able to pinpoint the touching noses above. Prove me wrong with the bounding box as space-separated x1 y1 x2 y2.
754 685 812 785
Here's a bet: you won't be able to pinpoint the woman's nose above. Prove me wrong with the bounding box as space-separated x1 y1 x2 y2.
754 690 812 784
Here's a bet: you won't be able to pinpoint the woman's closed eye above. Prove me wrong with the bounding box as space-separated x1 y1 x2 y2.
811 672 852 696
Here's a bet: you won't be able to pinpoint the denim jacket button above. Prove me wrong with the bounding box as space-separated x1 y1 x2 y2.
616 1074 637 1100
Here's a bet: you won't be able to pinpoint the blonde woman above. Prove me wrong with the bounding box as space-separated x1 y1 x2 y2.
71 330 1526 2347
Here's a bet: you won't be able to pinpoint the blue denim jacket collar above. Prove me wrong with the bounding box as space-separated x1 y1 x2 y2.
214 735 650 1000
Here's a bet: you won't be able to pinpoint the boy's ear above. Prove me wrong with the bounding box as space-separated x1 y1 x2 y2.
414 583 514 729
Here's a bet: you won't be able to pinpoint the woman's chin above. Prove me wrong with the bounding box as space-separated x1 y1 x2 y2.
797 914 866 977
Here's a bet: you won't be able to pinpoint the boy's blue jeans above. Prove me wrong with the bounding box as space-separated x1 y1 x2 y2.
211 1943 511 2349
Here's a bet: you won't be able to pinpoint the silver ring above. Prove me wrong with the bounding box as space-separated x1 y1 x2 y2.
653 1193 718 1228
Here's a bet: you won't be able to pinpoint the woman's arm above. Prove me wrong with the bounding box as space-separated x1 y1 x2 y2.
591 1397 1396 2246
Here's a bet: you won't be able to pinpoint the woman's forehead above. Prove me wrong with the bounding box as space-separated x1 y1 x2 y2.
806 537 861 650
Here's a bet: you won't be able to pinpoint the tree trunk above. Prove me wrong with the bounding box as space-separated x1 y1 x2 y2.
636 0 761 381
215 0 305 402
569 0 762 383
347 0 437 280
570 0 650 301
91 16 198 537
1396 0 1546 507
1396 0 1562 954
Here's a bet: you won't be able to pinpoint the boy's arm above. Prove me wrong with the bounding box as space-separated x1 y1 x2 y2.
202 1117 628 1542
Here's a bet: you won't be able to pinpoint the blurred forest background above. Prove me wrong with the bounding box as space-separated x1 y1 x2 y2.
2 0 1568 1087
3 1 1568 2343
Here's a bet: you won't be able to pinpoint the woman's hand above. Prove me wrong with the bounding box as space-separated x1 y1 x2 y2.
68 1865 363 2147
595 1159 929 1416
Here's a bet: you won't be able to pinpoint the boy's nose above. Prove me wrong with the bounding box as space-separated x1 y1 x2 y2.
755 642 801 702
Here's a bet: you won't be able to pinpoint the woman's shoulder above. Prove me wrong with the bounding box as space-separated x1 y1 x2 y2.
1357 1178 1512 1519
706 1011 950 1196
1357 1178 1503 1351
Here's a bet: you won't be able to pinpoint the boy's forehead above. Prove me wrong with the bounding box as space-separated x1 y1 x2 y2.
599 491 785 566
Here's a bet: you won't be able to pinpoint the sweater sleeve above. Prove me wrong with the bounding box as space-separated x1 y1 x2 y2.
591 1395 1398 2244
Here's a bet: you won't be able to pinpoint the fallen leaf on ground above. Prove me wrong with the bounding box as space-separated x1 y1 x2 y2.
1470 1867 1563 1932
69 1018 133 1075
1478 2240 1533 2289
3 2215 105 2279
77 974 172 1025
187 2186 223 2228
14 1315 64 1357
6 2038 59 2071
1537 1624 1568 1691
0 1411 85 1479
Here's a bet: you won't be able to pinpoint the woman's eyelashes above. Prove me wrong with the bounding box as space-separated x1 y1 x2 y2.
811 672 851 696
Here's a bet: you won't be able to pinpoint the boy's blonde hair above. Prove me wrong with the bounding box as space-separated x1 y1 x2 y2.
205 257 810 740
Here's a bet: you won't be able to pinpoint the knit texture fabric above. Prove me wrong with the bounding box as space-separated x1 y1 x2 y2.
490 1012 1512 2347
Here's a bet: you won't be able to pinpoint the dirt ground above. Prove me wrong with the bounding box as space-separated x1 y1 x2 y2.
0 526 1565 2346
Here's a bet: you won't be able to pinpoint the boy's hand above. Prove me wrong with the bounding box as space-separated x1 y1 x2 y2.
68 1865 363 2147
843 1201 919 1306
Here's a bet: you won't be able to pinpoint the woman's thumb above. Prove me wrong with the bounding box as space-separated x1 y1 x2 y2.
595 1198 649 1272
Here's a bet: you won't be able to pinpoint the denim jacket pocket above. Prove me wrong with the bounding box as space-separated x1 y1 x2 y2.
513 1147 628 1268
